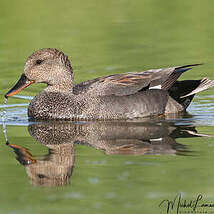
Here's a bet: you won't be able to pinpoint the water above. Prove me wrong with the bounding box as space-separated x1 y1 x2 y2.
2 98 8 142
1 0 214 213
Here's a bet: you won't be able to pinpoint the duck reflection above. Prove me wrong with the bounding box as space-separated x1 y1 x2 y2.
6 120 206 186
7 142 74 186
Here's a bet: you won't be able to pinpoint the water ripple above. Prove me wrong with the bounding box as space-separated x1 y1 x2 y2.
0 96 213 127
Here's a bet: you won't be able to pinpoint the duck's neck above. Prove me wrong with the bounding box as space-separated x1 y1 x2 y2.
44 67 75 93
45 82 74 93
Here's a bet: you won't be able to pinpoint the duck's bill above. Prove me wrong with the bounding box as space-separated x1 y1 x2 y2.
6 142 36 165
4 74 34 98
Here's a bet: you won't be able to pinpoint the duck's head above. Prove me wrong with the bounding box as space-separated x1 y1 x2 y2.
5 48 73 98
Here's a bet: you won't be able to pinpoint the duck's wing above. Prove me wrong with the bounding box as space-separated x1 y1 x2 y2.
74 64 201 96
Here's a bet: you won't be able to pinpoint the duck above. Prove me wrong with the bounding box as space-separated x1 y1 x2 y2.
5 48 214 120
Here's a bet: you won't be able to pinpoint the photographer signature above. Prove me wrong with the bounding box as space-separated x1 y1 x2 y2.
159 193 214 214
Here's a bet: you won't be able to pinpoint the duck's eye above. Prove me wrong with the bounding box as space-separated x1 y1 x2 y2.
37 174 45 179
35 59 43 65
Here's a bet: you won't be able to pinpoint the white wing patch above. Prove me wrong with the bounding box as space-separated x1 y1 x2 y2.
150 138 163 141
149 85 162 90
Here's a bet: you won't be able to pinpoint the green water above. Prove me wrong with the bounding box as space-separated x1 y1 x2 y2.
1 0 214 213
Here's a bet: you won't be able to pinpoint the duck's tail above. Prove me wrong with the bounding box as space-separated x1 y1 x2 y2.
168 78 214 109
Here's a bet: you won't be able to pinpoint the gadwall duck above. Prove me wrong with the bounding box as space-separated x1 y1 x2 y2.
5 48 214 120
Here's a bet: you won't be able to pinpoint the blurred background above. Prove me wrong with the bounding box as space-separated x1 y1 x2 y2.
1 0 214 97
1 0 214 214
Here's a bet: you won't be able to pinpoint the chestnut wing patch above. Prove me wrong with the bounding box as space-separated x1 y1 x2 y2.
75 64 200 96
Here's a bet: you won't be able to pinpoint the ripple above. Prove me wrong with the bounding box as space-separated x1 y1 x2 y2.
0 106 29 126
64 192 84 199
0 95 213 127
88 177 99 184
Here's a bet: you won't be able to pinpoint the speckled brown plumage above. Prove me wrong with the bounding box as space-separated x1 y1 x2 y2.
5 48 214 120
